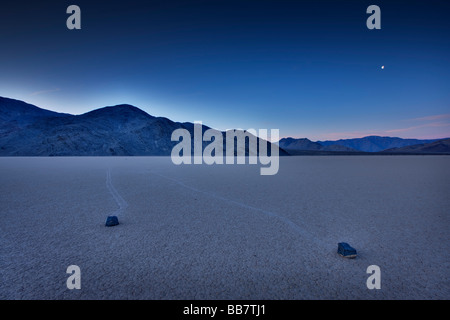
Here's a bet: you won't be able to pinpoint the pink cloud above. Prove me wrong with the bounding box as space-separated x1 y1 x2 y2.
406 114 450 122
386 122 450 133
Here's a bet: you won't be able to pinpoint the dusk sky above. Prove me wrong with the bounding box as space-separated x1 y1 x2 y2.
1 0 449 140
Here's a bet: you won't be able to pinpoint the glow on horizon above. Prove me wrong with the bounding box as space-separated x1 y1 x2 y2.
2 91 449 142
282 127 450 141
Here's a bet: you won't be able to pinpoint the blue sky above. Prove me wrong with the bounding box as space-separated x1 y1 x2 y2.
1 0 449 140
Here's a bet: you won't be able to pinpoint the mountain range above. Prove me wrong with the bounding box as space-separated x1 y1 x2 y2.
317 136 440 152
382 138 450 153
1 96 449 156
279 136 450 154
278 137 357 152
0 97 286 157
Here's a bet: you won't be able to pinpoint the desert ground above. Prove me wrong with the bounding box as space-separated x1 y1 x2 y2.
0 156 449 299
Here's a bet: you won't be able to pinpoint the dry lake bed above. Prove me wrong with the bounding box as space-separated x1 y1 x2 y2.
0 156 449 299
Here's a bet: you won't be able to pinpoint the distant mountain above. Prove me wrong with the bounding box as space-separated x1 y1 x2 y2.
279 138 323 151
278 135 450 155
279 137 357 153
0 97 287 157
317 136 440 152
383 138 450 154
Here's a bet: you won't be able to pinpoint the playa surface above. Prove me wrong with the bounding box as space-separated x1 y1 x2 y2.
0 156 449 299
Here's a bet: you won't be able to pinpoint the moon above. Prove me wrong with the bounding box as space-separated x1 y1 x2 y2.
381 65 385 69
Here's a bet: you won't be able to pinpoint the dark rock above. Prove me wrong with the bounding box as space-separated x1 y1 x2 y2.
105 216 119 227
337 242 357 258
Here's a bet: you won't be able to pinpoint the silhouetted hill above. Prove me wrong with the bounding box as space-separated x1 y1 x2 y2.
0 97 67 123
279 137 357 153
317 136 440 152
382 138 450 154
0 97 287 157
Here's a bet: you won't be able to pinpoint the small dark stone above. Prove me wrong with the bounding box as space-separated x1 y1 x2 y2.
105 216 119 227
337 242 357 258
